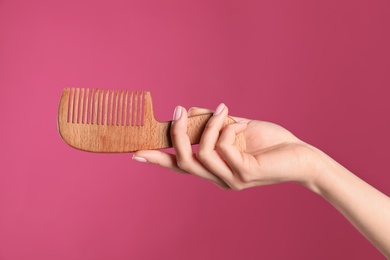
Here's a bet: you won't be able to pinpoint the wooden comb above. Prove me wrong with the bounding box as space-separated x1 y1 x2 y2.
58 88 246 153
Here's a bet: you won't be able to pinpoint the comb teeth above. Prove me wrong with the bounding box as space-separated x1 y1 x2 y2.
67 88 145 126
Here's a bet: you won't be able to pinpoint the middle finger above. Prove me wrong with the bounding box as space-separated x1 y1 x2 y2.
196 103 235 183
171 106 230 187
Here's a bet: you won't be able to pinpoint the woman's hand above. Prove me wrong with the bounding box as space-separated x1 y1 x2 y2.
132 104 319 190
133 104 390 257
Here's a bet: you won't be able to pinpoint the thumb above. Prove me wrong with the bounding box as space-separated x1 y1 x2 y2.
132 150 187 174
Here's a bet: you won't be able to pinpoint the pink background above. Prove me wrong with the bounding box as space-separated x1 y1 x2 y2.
1 0 389 259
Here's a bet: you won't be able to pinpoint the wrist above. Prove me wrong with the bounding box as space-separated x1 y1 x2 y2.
297 144 337 195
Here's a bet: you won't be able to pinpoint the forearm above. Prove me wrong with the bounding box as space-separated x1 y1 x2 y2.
306 148 390 258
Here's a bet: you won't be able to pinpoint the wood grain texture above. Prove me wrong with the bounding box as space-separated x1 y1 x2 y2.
58 88 246 153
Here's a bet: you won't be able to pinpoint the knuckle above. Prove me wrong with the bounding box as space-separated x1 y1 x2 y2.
226 178 244 191
240 172 253 183
230 183 243 191
196 149 209 161
216 141 230 153
176 158 191 170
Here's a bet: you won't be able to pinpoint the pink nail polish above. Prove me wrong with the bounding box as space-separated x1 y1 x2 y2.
173 106 182 121
214 103 225 116
132 155 148 163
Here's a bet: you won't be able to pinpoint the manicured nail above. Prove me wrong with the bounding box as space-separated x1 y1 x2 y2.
214 103 225 116
187 107 198 117
132 155 148 163
173 106 182 121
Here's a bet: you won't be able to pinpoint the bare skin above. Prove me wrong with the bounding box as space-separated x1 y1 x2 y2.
133 104 390 258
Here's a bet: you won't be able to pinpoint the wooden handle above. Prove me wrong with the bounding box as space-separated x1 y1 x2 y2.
160 114 246 152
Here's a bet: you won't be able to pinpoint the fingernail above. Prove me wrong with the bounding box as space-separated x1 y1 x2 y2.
214 103 225 116
173 106 182 121
187 107 197 117
237 120 250 124
132 155 148 163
